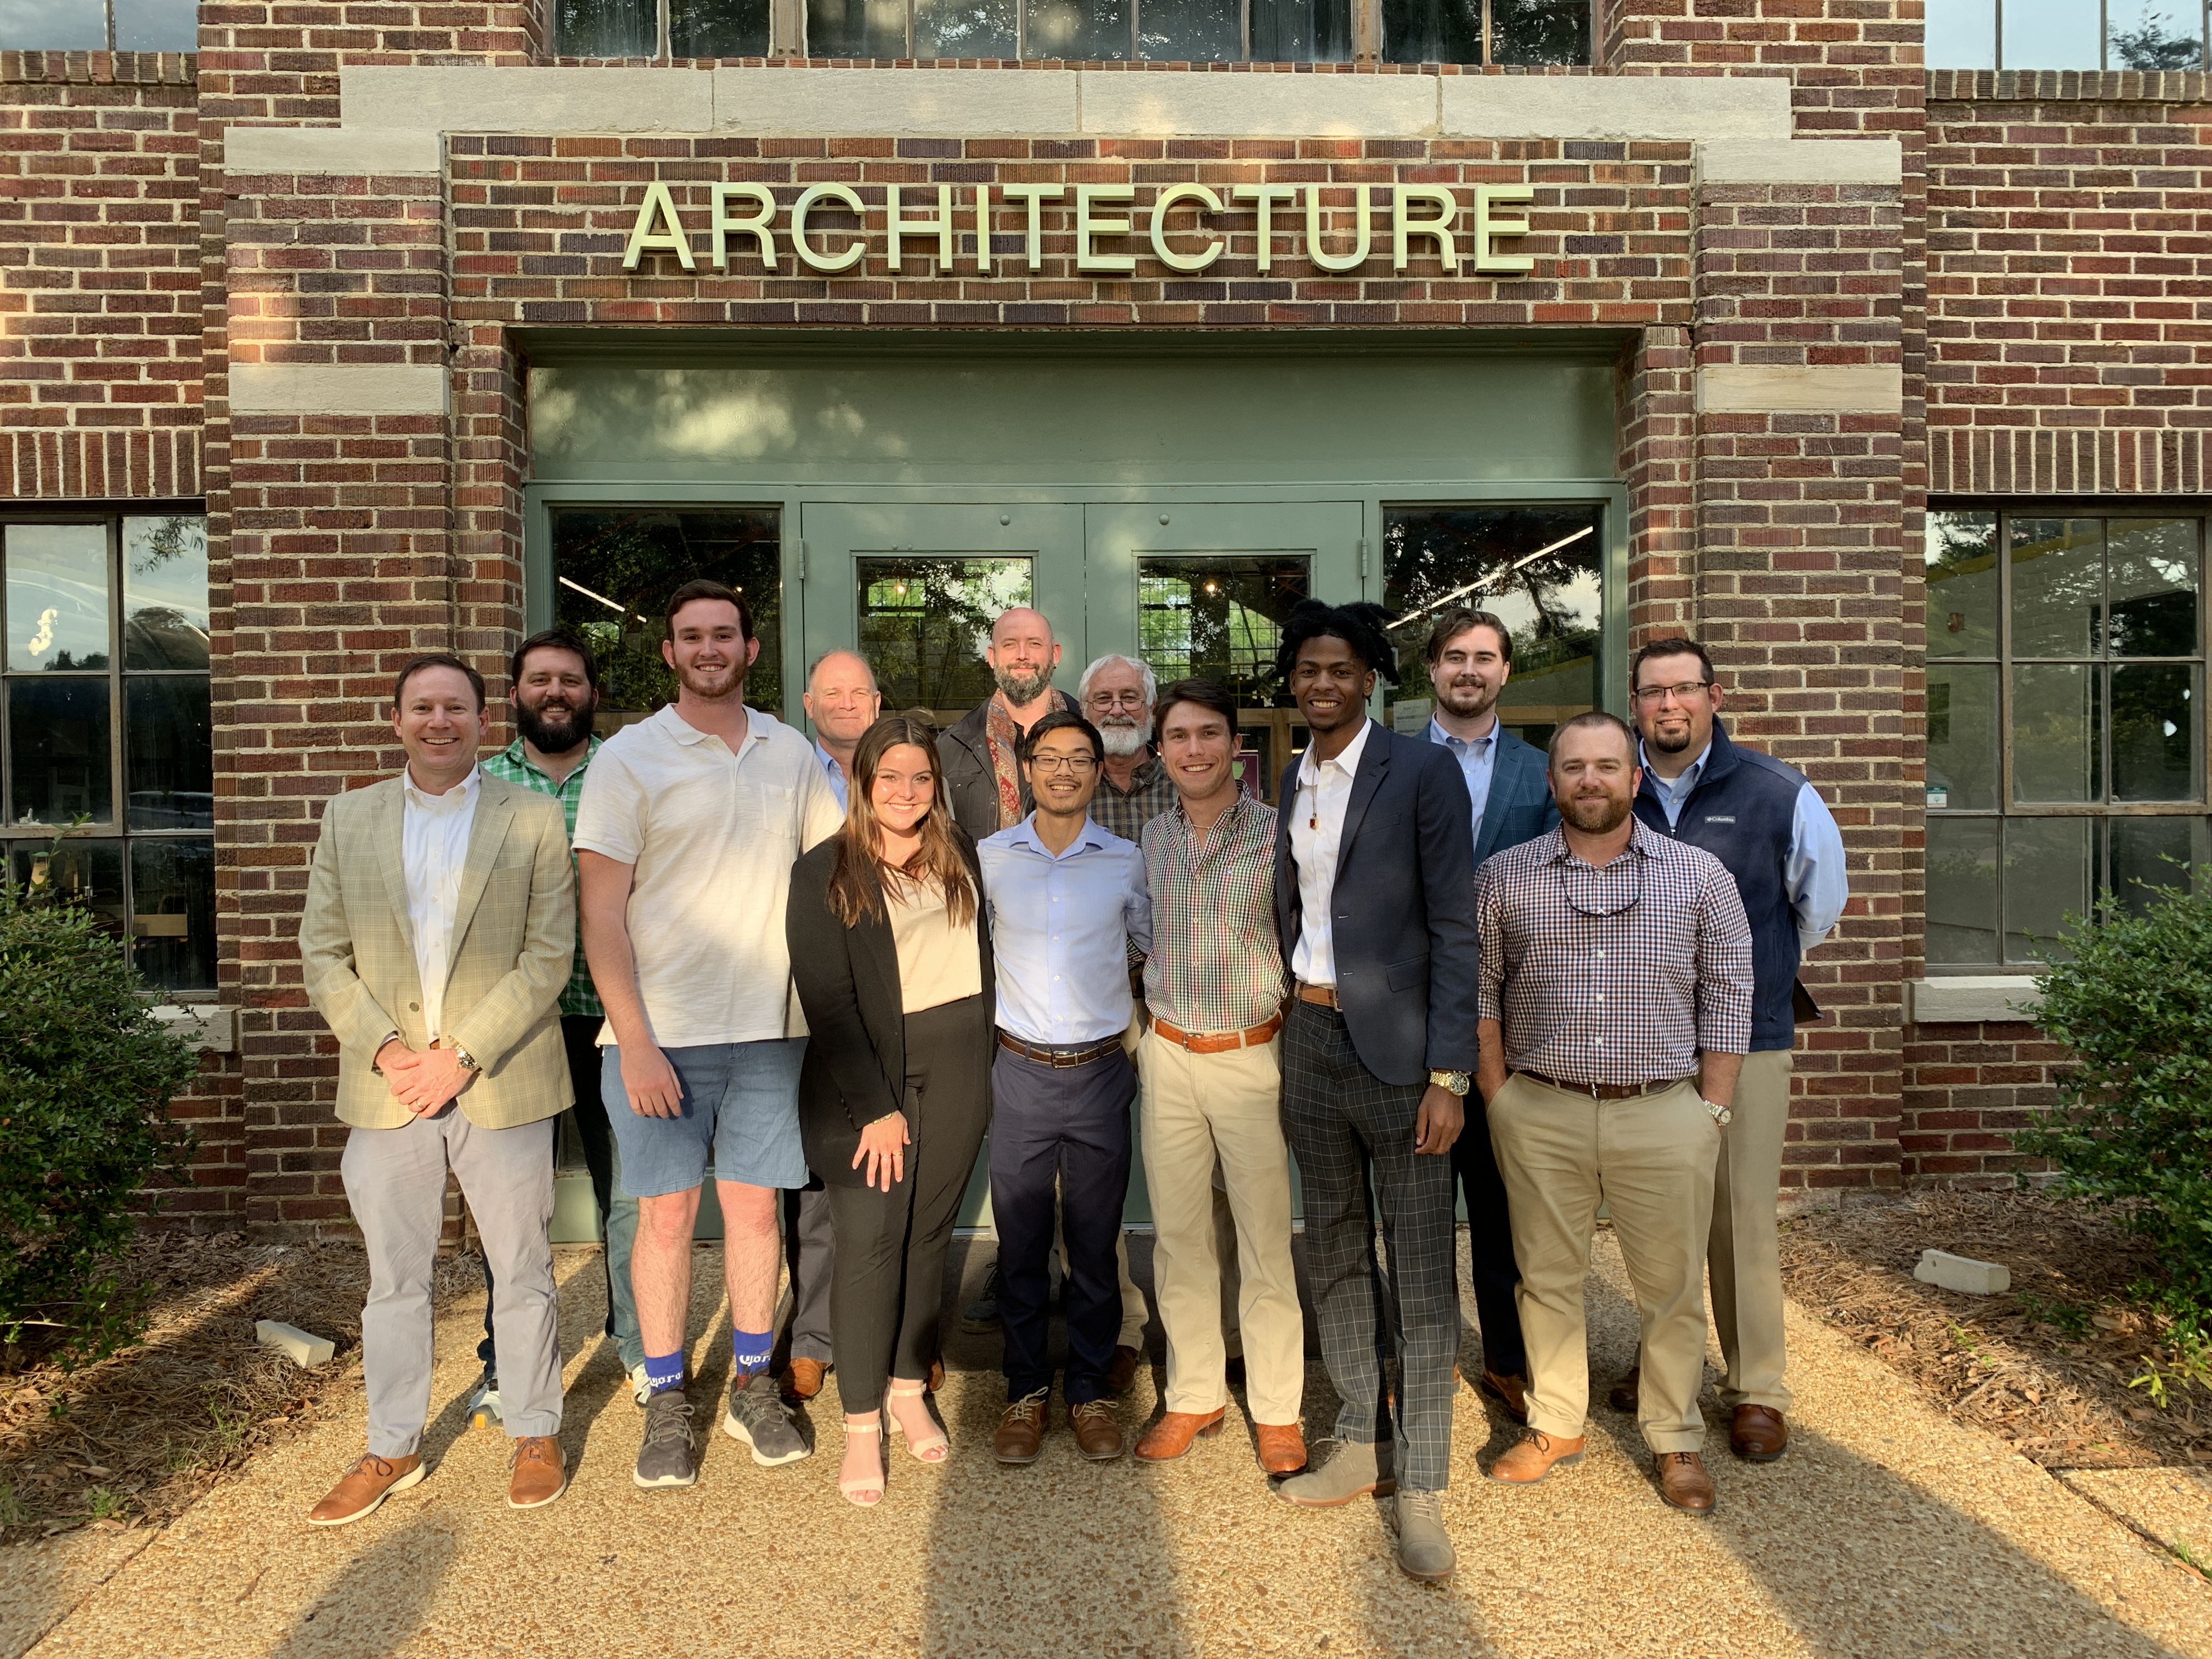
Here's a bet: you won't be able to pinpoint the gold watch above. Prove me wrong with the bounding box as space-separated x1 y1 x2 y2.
1428 1069 1471 1098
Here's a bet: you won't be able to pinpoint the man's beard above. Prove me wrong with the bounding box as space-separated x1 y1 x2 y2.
1098 717 1152 759
675 657 744 701
1563 792 1633 834
1645 721 1696 755
1437 674 1500 721
995 664 1054 706
518 695 597 753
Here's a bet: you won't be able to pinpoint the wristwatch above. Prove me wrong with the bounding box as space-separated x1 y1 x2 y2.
1428 1069 1471 1098
1705 1098 1733 1127
448 1043 482 1074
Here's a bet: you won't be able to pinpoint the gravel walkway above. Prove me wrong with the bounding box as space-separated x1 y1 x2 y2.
5 1231 2206 1659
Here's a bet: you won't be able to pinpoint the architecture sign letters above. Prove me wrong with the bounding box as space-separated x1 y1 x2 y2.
622 181 1534 279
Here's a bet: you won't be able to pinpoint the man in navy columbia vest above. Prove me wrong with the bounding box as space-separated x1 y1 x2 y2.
1418 606 1558 1425
1616 637 1847 1462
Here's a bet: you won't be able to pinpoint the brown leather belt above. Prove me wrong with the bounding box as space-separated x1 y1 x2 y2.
1517 1069 1691 1102
1293 982 1341 1009
996 1031 1122 1069
1151 1013 1284 1054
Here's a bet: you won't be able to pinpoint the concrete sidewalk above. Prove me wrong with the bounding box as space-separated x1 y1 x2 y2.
6 1232 2207 1659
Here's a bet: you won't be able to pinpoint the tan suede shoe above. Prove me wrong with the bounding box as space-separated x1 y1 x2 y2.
1135 1408 1225 1463
506 1435 567 1509
1487 1429 1586 1486
307 1452 424 1527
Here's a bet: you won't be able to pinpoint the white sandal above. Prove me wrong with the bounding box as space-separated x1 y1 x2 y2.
886 1384 950 1464
838 1420 885 1507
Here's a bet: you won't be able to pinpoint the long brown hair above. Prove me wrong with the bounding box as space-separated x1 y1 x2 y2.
827 715 978 929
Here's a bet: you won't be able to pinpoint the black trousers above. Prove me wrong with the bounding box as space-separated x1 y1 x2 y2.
823 995 992 1415
1453 1091 1528 1378
988 1040 1136 1406
479 1013 614 1380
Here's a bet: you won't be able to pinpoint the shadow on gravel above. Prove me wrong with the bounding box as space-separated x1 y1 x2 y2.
265 1516 458 1658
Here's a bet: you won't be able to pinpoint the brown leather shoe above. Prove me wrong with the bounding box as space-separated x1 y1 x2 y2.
1069 1398 1125 1460
1135 1408 1225 1463
507 1435 567 1509
927 1356 945 1393
1730 1404 1788 1462
1479 1369 1530 1424
1105 1345 1142 1397
779 1356 827 1405
1255 1422 1307 1475
1655 1451 1717 1514
1487 1429 1585 1486
1607 1365 1640 1414
307 1452 424 1527
994 1391 1048 1464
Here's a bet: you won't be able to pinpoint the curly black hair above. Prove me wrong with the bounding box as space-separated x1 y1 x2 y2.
1272 599 1401 687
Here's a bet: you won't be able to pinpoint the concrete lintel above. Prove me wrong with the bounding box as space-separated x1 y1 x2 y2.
1696 364 1904 414
1442 74 1791 141
222 125 443 177
1696 137 1903 185
340 65 715 134
230 363 450 417
153 1004 235 1053
1909 975 2046 1025
1079 70 1437 137
713 66 1079 134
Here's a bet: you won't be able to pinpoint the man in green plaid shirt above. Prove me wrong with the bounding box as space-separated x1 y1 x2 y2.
470 627 645 1424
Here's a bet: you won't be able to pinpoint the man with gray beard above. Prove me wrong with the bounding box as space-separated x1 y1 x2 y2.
1080 653 1175 844
940 607 1074 844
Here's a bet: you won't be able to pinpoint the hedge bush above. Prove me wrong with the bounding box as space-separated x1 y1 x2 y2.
0 877 198 1368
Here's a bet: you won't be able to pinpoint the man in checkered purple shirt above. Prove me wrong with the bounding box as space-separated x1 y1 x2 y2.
1472 710 1754 1517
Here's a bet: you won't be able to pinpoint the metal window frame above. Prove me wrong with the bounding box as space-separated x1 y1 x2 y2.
1977 0 2212 71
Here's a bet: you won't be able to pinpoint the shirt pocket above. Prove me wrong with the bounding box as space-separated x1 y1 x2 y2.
741 780 800 847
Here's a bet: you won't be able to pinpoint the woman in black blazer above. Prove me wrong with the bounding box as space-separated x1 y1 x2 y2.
787 715 994 1508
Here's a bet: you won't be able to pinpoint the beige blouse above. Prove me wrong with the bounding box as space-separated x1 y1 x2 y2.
887 873 983 1014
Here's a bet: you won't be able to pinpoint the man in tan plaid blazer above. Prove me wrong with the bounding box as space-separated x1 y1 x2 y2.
297 652 577 1526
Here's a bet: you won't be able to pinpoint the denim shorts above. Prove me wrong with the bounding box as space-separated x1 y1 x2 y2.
601 1039 809 1197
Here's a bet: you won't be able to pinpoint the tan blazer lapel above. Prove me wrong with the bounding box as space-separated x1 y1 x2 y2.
369 780 417 961
447 782 515 975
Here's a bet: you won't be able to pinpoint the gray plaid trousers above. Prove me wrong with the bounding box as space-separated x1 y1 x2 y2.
1280 999 1460 1492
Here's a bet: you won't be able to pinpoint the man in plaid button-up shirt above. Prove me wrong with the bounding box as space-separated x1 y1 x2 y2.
1474 710 1752 1518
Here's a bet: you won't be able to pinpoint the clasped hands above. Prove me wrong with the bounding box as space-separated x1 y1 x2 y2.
375 1038 475 1115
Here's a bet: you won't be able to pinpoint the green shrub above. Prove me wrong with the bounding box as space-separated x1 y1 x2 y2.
2018 865 2212 1339
0 875 198 1368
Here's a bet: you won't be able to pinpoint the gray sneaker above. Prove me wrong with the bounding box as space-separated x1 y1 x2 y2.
722 1371 811 1466
961 1262 1003 1333
633 1388 698 1490
1390 1488 1457 1580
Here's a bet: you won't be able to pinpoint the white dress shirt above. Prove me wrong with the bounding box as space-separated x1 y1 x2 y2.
401 764 480 1043
1288 718 1373 988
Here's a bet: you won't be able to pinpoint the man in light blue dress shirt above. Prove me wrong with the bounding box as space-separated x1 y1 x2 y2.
978 710 1154 1465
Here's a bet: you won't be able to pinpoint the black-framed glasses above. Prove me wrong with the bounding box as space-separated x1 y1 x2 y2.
1556 856 1643 918
1030 753 1098 774
1633 679 1713 704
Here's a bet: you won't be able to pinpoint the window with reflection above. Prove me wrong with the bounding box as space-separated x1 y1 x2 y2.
1927 0 2205 70
804 0 1364 58
2 512 213 993
556 0 769 55
1139 555 1311 797
1381 0 1587 64
857 557 1034 718
1925 506 2209 968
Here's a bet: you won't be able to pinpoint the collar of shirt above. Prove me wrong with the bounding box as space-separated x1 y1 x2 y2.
402 764 481 814
659 702 766 758
1175 789 1253 853
1639 737 1710 803
1005 812 1113 860
1297 716 1374 788
496 735 597 784
1101 752 1165 796
1427 715 1497 758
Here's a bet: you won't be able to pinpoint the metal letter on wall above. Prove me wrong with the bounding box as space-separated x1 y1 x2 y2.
1148 183 1226 274
1001 184 1064 274
1392 185 1460 274
1473 184 1536 275
887 183 957 273
712 183 777 271
791 183 868 273
1233 184 1300 275
1305 184 1373 274
623 181 697 273
1076 184 1137 274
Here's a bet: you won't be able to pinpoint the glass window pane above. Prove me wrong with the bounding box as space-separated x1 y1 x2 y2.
123 515 210 671
6 523 110 672
673 0 771 52
1489 0 1589 63
8 678 112 827
0 0 108 48
1381 0 1481 61
113 0 196 50
552 507 784 728
1927 0 1997 67
1025 0 1130 57
125 678 213 830
1139 555 1308 706
2108 815 2210 916
2012 662 2101 804
1251 0 1352 57
2110 662 2202 802
129 836 216 992
9 838 127 945
1382 504 1603 752
1926 815 2000 966
1927 509 1999 659
857 557 1034 717
812 0 912 53
2107 0 2204 67
1927 662 2000 811
2005 815 2091 962
2002 0 2102 68
555 0 657 54
1140 0 1245 59
916 0 1019 54
2010 516 2103 658
2106 517 2199 658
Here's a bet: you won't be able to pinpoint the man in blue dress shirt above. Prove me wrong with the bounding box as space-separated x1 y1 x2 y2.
978 710 1153 1466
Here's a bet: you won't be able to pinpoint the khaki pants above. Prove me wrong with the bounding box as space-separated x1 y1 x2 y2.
1487 1073 1719 1454
1136 1029 1304 1424
1710 1047 1793 1411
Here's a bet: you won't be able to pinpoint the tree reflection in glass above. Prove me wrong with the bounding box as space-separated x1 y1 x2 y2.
857 556 1034 715
1926 509 1997 659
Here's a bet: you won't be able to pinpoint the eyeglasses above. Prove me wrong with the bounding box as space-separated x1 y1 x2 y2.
1086 691 1149 710
1030 753 1097 774
1632 680 1712 704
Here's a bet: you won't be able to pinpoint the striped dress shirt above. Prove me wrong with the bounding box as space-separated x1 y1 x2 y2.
1141 793 1282 1035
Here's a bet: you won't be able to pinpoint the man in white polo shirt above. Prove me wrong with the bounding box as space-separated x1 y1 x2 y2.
576 579 844 1492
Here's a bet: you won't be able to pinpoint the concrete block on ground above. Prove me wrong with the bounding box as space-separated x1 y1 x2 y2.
255 1319 335 1368
1915 1249 2012 1295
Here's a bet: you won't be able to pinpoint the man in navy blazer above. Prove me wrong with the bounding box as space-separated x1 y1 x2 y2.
1267 600 1480 1583
1418 607 1560 1426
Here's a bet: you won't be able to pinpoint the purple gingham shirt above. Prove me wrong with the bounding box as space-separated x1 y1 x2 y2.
1475 816 1754 1087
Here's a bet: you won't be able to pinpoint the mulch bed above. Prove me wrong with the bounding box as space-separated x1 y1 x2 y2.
1781 1188 2212 1469
0 1232 478 1538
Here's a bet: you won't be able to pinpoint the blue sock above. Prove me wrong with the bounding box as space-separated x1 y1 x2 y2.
642 1349 686 1396
731 1329 774 1380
